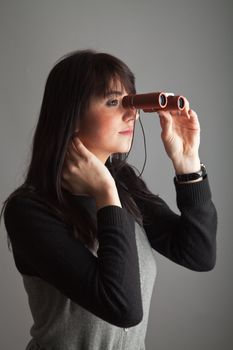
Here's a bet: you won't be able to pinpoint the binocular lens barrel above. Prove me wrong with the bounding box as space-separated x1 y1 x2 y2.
122 92 186 112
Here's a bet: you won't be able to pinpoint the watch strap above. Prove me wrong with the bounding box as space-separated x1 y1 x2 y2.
175 163 207 182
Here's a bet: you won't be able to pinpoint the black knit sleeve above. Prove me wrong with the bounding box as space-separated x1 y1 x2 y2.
4 196 143 328
133 176 217 271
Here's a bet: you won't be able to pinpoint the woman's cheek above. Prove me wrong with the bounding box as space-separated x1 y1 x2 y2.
79 113 117 145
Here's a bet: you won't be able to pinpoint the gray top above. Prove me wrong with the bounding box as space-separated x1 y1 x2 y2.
24 222 157 350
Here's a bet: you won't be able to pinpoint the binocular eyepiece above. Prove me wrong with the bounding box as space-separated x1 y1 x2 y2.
122 92 186 113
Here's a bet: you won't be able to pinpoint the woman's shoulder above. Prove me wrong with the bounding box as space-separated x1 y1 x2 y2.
5 189 49 213
4 188 68 227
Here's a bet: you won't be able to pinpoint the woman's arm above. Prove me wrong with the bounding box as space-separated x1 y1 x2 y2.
136 97 217 270
4 195 143 328
133 176 217 271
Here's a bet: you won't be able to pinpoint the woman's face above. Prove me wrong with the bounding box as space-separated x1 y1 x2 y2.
77 80 139 163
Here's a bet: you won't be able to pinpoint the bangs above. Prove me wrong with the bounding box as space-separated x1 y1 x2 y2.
94 72 136 98
88 53 136 99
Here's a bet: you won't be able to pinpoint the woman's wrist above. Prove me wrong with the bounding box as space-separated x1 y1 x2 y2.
173 156 201 175
95 186 122 210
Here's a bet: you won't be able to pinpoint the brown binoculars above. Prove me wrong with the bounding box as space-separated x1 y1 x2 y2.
122 92 187 113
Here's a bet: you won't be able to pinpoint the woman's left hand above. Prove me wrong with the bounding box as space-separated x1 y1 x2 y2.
158 97 201 174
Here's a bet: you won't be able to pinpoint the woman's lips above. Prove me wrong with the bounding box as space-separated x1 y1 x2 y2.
119 129 133 135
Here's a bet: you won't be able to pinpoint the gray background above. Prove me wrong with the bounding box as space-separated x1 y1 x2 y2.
0 0 232 349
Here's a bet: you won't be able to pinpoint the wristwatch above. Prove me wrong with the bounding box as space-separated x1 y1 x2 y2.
175 163 207 183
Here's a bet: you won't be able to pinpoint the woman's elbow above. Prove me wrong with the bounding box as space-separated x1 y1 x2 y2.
190 253 217 272
117 305 143 328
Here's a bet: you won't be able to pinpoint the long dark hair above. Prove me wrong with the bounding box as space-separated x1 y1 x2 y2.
1 49 161 251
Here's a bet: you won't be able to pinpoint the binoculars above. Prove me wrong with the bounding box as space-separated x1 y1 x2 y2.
122 92 187 113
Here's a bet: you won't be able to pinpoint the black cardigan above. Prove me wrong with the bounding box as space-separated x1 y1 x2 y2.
4 176 217 327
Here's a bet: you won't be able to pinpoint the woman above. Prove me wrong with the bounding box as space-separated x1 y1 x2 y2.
1 49 217 350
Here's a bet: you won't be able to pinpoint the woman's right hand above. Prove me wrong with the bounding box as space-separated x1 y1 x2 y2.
61 136 115 198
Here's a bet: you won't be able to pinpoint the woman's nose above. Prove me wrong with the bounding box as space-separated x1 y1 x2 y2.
123 106 139 121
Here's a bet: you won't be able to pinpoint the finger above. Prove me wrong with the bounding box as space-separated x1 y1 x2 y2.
71 140 82 156
61 163 70 180
62 153 72 174
188 109 201 129
65 141 83 163
71 137 90 160
183 97 191 119
188 108 198 119
170 109 182 117
158 111 172 124
62 151 79 179
182 96 190 113
65 147 77 164
72 136 85 151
